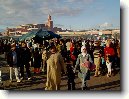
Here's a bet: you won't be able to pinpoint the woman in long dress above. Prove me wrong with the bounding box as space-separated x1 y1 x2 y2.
74 46 93 90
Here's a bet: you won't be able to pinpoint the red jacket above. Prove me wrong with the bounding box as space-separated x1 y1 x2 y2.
104 47 115 59
70 46 76 60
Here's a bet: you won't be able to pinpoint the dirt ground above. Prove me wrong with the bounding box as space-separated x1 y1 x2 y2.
0 54 120 91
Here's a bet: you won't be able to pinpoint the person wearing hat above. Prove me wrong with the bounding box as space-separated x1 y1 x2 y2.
7 43 21 82
74 46 93 90
93 40 102 77
45 44 66 90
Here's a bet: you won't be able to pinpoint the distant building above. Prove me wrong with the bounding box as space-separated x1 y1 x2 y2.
57 29 120 38
5 15 66 36
4 15 120 37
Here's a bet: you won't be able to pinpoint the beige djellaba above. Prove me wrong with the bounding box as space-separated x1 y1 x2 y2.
45 52 66 90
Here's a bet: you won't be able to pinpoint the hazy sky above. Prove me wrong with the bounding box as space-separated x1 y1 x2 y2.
0 0 120 31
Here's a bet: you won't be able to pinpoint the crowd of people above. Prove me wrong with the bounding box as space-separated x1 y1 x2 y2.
0 37 120 90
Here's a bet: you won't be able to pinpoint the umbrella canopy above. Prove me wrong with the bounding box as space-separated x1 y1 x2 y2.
19 29 38 41
34 29 61 40
19 29 61 41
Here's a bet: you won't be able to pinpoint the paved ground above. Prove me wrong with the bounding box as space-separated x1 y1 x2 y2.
0 54 120 91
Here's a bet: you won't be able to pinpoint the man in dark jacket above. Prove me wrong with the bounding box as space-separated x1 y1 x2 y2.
20 42 31 80
7 43 21 82
60 39 67 61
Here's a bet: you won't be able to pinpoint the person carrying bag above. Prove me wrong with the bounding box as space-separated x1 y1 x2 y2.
74 46 93 90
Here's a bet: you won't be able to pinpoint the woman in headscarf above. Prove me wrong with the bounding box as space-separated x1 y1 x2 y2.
74 46 93 90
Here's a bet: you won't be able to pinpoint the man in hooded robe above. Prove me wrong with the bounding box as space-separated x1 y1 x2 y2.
45 44 66 90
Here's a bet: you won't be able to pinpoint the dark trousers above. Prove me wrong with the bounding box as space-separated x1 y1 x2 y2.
115 56 120 68
67 50 70 60
20 62 31 78
72 60 76 67
67 64 75 90
68 78 75 90
30 58 33 67
117 57 120 68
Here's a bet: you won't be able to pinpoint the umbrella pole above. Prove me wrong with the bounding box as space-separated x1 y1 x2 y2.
43 40 44 45
42 36 45 46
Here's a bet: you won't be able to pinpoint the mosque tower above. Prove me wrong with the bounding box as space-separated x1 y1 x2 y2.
46 14 53 31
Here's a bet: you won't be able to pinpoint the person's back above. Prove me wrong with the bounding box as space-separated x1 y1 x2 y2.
48 52 64 72
21 47 31 64
45 45 66 90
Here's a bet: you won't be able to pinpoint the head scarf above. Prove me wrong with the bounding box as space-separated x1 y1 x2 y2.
81 46 87 57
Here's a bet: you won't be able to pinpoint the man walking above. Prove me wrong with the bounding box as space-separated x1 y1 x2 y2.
45 43 66 90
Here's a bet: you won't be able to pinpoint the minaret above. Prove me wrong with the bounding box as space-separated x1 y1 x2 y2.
47 15 53 31
48 14 51 21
